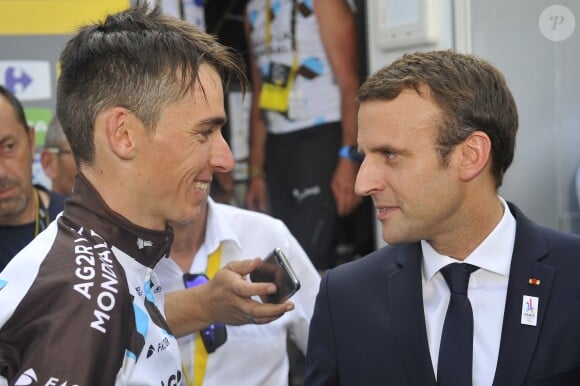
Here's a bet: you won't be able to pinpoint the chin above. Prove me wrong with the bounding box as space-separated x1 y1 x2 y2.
382 229 415 245
173 207 202 225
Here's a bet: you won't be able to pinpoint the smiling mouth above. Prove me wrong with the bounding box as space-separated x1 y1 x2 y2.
194 181 209 192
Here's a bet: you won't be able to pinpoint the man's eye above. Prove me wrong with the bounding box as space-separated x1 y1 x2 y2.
193 129 212 141
2 142 17 154
384 151 396 160
202 129 212 138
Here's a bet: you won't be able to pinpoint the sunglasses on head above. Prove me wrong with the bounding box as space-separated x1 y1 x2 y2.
182 273 227 353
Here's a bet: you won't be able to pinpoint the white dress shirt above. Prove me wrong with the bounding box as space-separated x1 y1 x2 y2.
421 197 516 386
155 198 320 386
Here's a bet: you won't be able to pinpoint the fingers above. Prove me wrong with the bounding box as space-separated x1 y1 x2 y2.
246 179 268 212
223 263 279 299
223 257 263 275
332 160 360 215
206 260 295 327
246 194 258 211
249 300 295 325
214 259 278 298
338 190 363 216
221 296 294 326
332 182 359 215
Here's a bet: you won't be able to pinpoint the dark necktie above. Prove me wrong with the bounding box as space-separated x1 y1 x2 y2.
437 263 479 386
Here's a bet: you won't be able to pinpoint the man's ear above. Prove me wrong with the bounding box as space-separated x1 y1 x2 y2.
40 150 57 179
458 131 492 182
104 107 138 160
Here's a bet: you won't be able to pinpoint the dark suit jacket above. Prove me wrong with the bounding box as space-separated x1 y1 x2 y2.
304 203 580 386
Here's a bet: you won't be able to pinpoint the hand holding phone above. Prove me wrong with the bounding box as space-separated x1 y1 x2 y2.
250 248 301 304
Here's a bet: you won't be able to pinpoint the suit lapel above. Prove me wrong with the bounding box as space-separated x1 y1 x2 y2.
387 243 437 386
493 204 555 386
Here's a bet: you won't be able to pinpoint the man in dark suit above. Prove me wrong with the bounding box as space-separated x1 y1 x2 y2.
304 50 580 386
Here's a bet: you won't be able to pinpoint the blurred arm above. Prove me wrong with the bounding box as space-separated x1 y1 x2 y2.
244 7 269 212
314 0 362 216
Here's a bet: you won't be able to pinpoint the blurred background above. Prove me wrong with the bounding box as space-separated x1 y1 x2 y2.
1 0 579 249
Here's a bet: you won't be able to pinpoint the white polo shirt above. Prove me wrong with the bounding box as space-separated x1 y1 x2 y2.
155 198 320 386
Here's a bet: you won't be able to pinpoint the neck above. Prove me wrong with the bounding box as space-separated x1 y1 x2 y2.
80 166 167 231
429 194 505 260
170 202 208 273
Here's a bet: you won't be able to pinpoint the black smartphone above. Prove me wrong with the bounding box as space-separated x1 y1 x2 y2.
250 248 301 304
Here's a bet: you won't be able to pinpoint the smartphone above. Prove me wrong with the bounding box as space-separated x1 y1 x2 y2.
250 248 301 304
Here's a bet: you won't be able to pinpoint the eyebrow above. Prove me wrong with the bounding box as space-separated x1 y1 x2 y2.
197 116 227 129
0 134 16 144
367 143 412 157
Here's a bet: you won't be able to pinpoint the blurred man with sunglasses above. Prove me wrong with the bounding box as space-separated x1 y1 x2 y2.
40 116 77 196
156 193 320 386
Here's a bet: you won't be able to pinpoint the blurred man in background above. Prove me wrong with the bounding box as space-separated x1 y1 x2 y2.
0 85 65 270
156 195 320 386
40 116 77 195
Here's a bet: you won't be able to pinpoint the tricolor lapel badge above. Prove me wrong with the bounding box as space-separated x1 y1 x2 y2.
521 295 539 326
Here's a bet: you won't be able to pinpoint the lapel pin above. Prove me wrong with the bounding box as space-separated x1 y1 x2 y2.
528 277 541 286
521 295 539 326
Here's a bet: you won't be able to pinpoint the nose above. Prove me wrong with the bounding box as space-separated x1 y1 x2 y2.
210 132 234 173
354 156 383 196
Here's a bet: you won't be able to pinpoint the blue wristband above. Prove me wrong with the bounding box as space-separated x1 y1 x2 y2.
338 145 363 163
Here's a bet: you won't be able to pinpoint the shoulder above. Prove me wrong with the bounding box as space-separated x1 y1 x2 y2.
532 224 580 261
510 202 580 270
34 184 66 216
324 243 418 287
214 202 289 232
0 240 131 383
48 191 66 213
510 202 580 251
214 203 297 254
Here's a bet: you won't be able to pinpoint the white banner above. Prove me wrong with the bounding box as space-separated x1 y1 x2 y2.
0 60 51 102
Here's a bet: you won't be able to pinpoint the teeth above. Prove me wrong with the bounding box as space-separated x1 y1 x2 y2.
194 182 209 191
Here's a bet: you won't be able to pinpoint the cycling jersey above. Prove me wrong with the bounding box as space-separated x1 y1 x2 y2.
0 174 182 386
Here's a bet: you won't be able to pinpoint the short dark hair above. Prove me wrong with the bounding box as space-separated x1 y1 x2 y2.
0 85 29 133
357 50 518 188
57 3 247 166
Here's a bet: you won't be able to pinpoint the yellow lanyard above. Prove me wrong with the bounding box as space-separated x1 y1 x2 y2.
182 243 223 386
33 188 50 236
